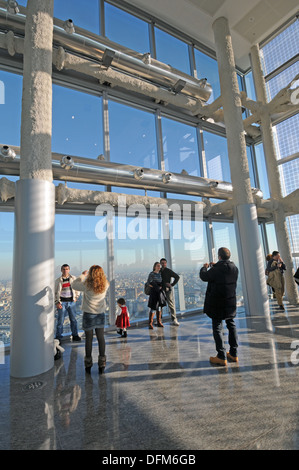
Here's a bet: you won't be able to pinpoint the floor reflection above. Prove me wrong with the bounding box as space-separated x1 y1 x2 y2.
3 299 299 450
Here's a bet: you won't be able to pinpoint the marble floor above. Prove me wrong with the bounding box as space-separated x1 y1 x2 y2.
1 299 299 451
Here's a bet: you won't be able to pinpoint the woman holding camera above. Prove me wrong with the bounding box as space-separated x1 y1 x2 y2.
266 251 286 310
72 265 109 373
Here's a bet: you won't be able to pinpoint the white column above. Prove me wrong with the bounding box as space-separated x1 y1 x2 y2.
10 0 55 377
251 43 299 305
212 17 271 329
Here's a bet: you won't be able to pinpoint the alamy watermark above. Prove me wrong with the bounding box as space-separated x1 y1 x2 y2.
94 196 204 247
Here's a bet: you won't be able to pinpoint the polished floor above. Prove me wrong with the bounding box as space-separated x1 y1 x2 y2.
1 298 299 451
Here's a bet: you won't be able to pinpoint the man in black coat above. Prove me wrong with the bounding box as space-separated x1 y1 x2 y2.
200 247 239 366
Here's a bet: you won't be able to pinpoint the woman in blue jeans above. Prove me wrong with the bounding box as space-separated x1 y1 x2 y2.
199 247 239 366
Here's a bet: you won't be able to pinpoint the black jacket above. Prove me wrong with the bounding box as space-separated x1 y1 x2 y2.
199 260 238 320
160 267 180 290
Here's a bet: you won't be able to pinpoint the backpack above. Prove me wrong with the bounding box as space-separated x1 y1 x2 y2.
144 282 151 295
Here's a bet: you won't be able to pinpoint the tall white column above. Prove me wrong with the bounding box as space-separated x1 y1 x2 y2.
251 43 299 305
10 0 55 377
212 17 271 329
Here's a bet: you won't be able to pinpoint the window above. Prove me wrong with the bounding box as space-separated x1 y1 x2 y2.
105 3 150 54
170 219 209 312
52 85 103 159
254 143 270 200
194 49 220 104
0 70 22 146
0 212 13 344
54 0 100 35
155 27 190 74
108 101 158 169
55 213 107 332
161 117 201 176
202 131 231 182
261 20 298 76
113 215 165 322
212 221 244 306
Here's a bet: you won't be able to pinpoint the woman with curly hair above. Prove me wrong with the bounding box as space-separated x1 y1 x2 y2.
72 265 109 374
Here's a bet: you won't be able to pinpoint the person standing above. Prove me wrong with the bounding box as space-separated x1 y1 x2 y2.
199 247 239 366
160 258 180 326
55 264 81 342
266 251 286 310
147 262 167 329
115 297 130 338
72 265 109 374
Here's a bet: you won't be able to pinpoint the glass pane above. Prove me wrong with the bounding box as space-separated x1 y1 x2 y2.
161 117 201 176
288 215 299 254
273 114 299 160
54 0 100 34
261 21 299 76
202 131 231 182
170 218 209 312
108 101 158 168
0 212 14 344
114 216 165 322
105 3 150 54
55 213 107 333
52 84 103 159
265 61 299 101
254 143 270 199
279 160 299 196
155 27 190 74
194 49 220 104
212 221 244 306
244 71 256 100
265 223 278 254
0 70 22 146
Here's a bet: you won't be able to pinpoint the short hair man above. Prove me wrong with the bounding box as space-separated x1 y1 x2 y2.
55 264 81 341
199 247 239 366
160 258 180 326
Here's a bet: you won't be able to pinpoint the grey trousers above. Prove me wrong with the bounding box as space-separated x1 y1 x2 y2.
165 289 177 320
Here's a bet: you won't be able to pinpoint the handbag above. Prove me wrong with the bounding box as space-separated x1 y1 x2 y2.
144 282 151 295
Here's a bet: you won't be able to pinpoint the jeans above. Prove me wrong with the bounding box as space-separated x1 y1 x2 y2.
212 317 238 360
56 301 78 338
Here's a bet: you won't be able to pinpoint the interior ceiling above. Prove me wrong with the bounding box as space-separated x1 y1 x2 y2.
126 0 298 70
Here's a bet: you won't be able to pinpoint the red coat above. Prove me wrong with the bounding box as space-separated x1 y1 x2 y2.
115 306 130 329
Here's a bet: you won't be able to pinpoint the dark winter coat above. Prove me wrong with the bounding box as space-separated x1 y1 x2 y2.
199 260 239 320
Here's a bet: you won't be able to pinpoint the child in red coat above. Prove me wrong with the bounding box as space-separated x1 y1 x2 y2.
115 298 130 337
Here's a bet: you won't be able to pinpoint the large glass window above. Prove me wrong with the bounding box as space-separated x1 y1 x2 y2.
202 131 230 182
261 20 298 76
105 3 150 53
161 117 201 176
212 221 244 306
194 50 220 104
155 27 190 74
113 215 165 322
108 101 158 168
0 70 22 146
254 143 270 199
0 212 14 344
52 84 103 159
55 213 107 332
170 219 209 312
54 0 100 34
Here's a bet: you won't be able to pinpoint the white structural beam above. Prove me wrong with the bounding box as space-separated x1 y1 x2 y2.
212 17 271 330
10 0 55 378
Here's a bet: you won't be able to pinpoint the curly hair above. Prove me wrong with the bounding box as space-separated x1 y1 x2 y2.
85 265 108 294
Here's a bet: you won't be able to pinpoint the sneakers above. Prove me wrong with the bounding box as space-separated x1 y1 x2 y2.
171 319 180 326
209 356 227 366
227 352 238 363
